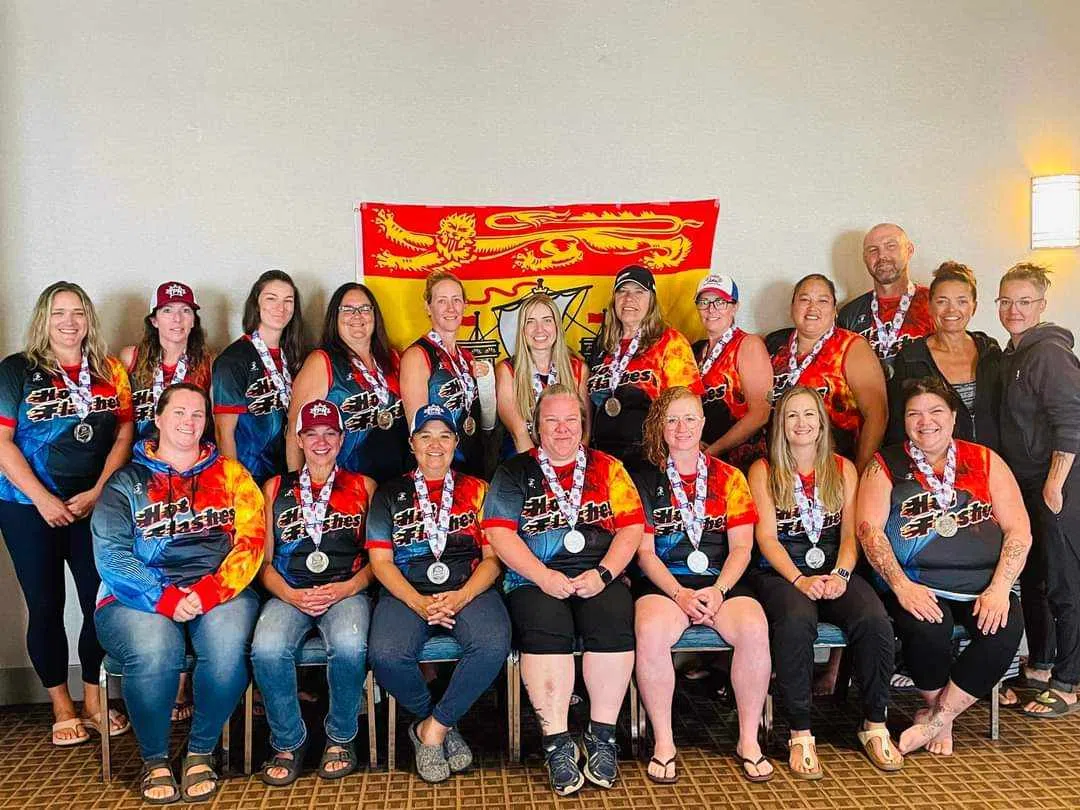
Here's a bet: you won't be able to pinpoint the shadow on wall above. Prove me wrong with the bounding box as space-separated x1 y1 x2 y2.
831 229 867 305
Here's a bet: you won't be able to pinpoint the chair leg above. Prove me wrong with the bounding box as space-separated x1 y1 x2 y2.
504 656 515 764
99 666 111 783
366 672 379 769
629 677 639 758
243 682 253 775
509 653 521 763
387 693 397 772
762 693 774 747
221 710 231 774
990 681 1000 740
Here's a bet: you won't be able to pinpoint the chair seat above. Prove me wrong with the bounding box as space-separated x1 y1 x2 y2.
671 622 847 651
951 625 970 642
297 636 328 666
418 635 462 662
102 654 196 676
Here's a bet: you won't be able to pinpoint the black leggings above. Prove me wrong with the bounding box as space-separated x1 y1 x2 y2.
0 501 103 687
752 571 893 730
884 592 1023 698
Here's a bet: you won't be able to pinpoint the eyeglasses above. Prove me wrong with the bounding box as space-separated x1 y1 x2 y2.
664 415 702 427
994 297 1044 310
695 297 734 311
339 304 374 317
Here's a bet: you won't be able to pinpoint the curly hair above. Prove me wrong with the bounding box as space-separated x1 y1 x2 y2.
641 386 702 468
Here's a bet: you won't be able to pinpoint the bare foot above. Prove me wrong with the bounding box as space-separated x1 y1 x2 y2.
926 718 953 756
1023 688 1078 715
183 761 216 799
143 765 177 802
264 750 295 781
788 735 820 776
323 745 350 774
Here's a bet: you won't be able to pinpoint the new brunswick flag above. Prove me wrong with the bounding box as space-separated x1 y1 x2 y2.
355 200 719 363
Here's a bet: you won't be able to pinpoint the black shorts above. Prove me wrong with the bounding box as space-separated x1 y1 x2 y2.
506 581 635 654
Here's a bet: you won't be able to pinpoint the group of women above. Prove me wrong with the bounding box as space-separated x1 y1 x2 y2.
0 247 1071 802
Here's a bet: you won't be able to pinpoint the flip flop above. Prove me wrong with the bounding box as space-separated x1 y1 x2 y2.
1003 674 1052 692
1022 690 1080 719
51 717 89 747
646 754 678 784
83 708 131 737
734 750 773 783
788 734 824 781
857 727 904 772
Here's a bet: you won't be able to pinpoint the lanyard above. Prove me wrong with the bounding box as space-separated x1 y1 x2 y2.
250 332 292 408
413 469 456 560
536 446 587 530
151 354 189 401
351 356 390 407
299 465 337 549
699 327 736 377
786 326 835 387
870 282 915 359
664 453 708 548
426 331 476 409
906 440 958 512
59 354 93 420
607 330 642 395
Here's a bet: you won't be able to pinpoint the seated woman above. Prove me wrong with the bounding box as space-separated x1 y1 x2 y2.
747 386 901 778
632 387 773 784
367 403 510 784
857 376 1031 755
484 384 644 796
92 384 265 803
252 399 376 785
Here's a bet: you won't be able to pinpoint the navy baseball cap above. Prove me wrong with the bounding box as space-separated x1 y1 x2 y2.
613 264 656 293
411 403 457 435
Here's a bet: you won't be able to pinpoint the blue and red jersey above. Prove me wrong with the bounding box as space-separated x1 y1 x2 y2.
127 348 213 439
409 336 483 477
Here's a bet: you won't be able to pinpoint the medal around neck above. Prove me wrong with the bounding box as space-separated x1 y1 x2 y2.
686 549 709 574
376 409 394 430
306 550 330 574
804 546 826 569
935 513 959 538
563 529 586 554
604 397 621 417
427 561 451 585
73 422 94 444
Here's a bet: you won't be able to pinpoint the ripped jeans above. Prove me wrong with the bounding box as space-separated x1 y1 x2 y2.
251 592 372 751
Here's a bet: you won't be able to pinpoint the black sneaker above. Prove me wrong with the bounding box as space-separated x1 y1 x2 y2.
582 726 619 789
543 735 584 796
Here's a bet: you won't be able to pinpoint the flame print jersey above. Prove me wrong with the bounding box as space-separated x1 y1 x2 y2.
693 329 765 468
212 336 289 485
633 457 757 589
587 327 704 464
769 328 863 460
267 469 371 589
0 354 133 503
483 447 645 592
411 337 483 477
91 440 265 616
837 286 933 365
756 457 845 576
316 349 409 483
365 471 487 595
876 440 1002 599
127 348 213 439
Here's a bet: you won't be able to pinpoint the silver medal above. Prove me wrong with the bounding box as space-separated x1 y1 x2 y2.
686 549 710 574
427 561 451 585
805 546 826 569
305 550 330 574
462 416 477 436
73 422 94 444
376 409 394 430
935 514 959 538
563 528 586 554
604 397 621 417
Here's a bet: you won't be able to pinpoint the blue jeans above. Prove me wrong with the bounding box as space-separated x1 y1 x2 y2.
94 589 259 761
368 588 511 727
250 593 372 751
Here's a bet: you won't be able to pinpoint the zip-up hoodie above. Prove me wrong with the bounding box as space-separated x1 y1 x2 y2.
999 323 1080 487
92 439 265 616
886 331 1002 451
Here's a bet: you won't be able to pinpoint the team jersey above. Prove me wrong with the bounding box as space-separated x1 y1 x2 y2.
365 471 487 595
497 355 586 460
757 456 845 576
876 441 1003 600
837 286 933 365
587 327 704 465
127 347 213 438
92 440 265 616
0 354 133 503
769 328 863 460
212 336 290 484
633 456 757 589
483 447 645 592
267 468 371 589
693 329 765 468
315 348 409 483
410 336 483 477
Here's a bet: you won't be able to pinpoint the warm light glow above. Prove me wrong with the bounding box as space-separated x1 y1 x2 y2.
1032 175 1080 249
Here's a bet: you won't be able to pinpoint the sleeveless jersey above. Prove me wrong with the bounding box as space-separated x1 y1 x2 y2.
411 336 483 477
127 347 213 439
693 329 765 468
758 456 845 576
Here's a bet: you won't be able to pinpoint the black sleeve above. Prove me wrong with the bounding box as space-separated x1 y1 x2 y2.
764 328 793 356
1028 343 1080 455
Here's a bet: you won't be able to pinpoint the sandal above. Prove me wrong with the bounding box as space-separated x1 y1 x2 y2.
857 727 903 772
1022 689 1080 719
734 749 773 783
51 717 89 747
318 740 358 780
83 708 131 737
788 734 824 781
259 742 308 787
180 753 220 803
171 700 194 722
1004 673 1052 692
140 758 180 805
646 754 678 784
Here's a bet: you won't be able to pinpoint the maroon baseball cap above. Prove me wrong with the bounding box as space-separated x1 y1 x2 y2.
149 281 200 314
296 399 343 434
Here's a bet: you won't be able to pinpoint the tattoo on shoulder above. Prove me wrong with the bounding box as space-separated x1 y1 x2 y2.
863 458 882 478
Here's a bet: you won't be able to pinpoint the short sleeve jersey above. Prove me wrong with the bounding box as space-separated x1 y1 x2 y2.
365 471 487 595
0 354 133 503
837 286 933 366
483 447 645 592
758 456 845 576
128 349 213 438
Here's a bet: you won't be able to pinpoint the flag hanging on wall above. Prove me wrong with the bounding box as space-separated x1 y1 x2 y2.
355 199 719 363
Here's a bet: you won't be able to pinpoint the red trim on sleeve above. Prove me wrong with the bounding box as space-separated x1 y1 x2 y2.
364 539 393 550
874 452 893 483
612 509 646 531
480 517 519 531
727 513 758 530
213 404 248 415
314 349 333 382
190 577 223 612
155 585 186 618
0 416 15 429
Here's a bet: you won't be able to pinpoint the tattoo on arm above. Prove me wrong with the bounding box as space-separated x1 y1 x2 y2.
1049 451 1076 484
863 457 883 479
857 520 905 588
992 536 1028 590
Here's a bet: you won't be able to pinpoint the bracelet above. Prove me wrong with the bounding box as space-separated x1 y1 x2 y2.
792 574 804 586
671 586 685 601
712 583 729 597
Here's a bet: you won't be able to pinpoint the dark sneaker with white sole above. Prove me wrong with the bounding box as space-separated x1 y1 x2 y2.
582 726 619 788
543 735 584 796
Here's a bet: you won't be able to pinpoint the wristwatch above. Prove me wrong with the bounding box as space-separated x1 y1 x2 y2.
831 567 851 582
595 565 614 586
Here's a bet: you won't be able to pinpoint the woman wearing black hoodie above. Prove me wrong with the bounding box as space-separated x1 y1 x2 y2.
886 262 1001 451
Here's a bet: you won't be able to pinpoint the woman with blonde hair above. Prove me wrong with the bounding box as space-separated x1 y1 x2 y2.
0 281 133 746
747 385 899 778
495 293 589 454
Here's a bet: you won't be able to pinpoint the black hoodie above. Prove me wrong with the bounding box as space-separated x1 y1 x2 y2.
886 331 1002 452
999 323 1080 488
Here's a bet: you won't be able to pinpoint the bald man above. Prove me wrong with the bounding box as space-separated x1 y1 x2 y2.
837 224 933 376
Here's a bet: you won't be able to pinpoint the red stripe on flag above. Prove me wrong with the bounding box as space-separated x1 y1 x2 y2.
588 313 604 324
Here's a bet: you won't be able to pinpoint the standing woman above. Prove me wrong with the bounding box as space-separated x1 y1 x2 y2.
747 386 900 778
213 269 304 484
766 274 887 473
587 265 703 472
886 262 1001 449
287 283 408 483
495 293 589 454
120 282 214 440
399 272 487 478
0 281 133 747
690 274 772 469
632 387 773 784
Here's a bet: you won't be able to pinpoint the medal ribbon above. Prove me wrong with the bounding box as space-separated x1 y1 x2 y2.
250 332 292 408
870 282 915 359
426 331 476 410
664 453 709 549
413 469 455 561
351 356 390 407
607 330 642 396
699 326 737 377
299 465 337 550
536 446 587 531
59 354 93 420
532 366 557 399
792 475 826 547
906 440 957 513
152 354 189 401
786 325 835 388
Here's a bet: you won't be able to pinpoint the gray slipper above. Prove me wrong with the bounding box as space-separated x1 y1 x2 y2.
443 727 473 773
409 721 450 783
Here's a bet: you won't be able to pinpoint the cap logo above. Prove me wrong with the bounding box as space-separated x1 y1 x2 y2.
309 402 331 417
423 404 442 415
166 283 187 297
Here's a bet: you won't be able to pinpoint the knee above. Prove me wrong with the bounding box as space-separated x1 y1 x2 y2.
730 603 770 647
326 627 369 666
127 634 185 676
250 630 293 667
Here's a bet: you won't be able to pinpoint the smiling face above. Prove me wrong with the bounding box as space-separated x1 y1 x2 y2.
537 393 584 464
337 287 375 351
791 278 836 339
151 304 196 347
613 283 652 333
904 392 957 457
257 280 296 333
48 291 89 355
781 391 823 450
696 293 737 336
662 394 705 454
426 278 465 335
997 278 1047 339
155 389 207 454
929 279 975 336
410 420 458 478
521 298 559 355
862 224 913 287
298 425 345 467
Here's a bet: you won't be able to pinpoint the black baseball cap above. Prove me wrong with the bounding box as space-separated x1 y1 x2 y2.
613 264 656 293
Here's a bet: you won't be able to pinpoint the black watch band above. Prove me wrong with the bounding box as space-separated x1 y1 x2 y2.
596 565 614 585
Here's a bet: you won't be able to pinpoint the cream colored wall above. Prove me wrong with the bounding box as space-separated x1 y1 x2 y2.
0 1 1077 686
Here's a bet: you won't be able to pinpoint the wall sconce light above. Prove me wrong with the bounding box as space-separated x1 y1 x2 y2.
1031 174 1080 249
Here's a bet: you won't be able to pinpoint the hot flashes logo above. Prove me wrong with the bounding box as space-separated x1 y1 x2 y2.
134 498 235 538
132 388 156 424
25 387 119 423
341 392 404 431
392 507 477 547
245 377 285 415
587 367 656 393
899 492 993 540
650 505 727 536
436 379 466 414
276 506 365 542
702 381 729 405
769 374 830 404
520 495 613 534
776 505 841 537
